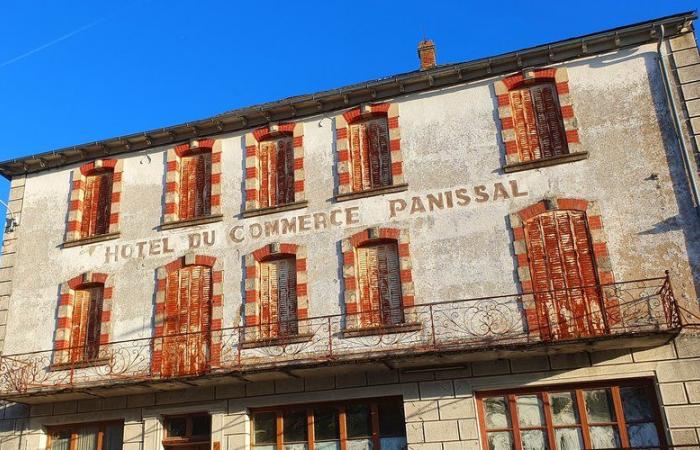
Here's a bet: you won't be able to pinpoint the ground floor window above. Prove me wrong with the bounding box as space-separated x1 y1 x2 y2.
163 413 211 449
252 397 406 450
476 379 664 450
48 421 123 450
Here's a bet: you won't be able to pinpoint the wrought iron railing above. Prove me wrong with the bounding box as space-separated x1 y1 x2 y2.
0 274 682 397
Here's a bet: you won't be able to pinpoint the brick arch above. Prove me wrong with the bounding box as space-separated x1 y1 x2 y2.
65 159 123 243
163 138 222 224
341 227 415 330
53 272 114 366
334 102 404 196
494 67 583 168
509 198 619 339
152 253 223 377
244 122 305 212
243 243 309 340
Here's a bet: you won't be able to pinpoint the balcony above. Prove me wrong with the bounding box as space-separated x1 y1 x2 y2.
0 275 683 403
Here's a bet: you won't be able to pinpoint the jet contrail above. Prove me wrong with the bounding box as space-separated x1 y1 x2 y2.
0 18 103 68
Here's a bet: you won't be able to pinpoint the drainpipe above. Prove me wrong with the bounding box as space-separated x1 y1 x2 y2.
657 24 700 219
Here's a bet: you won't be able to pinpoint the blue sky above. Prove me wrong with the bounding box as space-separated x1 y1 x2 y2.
0 0 697 215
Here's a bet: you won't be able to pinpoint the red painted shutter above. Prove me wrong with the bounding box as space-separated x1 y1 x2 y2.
275 137 295 206
349 117 392 192
80 172 113 238
525 210 603 340
163 266 211 376
510 84 567 162
350 123 365 192
70 286 103 363
357 243 403 327
259 258 298 338
179 153 211 219
259 144 271 208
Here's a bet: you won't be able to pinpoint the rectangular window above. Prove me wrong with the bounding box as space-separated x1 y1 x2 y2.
70 285 104 363
348 116 392 192
477 379 663 450
259 257 298 338
356 243 403 328
252 398 406 450
163 413 211 448
81 171 113 238
179 151 212 220
259 136 295 208
48 421 123 450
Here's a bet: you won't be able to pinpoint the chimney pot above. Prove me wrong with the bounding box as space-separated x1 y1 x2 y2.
418 40 437 70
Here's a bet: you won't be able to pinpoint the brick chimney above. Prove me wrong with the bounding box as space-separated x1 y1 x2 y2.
418 40 436 70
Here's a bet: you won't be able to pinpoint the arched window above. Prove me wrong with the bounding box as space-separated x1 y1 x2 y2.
348 115 392 192
259 255 298 338
509 83 567 162
53 272 114 367
341 228 416 332
244 244 309 343
511 199 617 340
259 134 295 208
356 241 403 327
153 254 224 378
81 169 113 238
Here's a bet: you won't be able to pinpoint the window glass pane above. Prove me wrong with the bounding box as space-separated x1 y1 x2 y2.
284 444 308 450
380 437 406 450
379 400 406 437
314 408 339 441
627 423 660 448
283 410 308 443
192 415 211 437
346 405 371 438
589 425 619 449
516 395 545 427
254 412 277 445
487 431 514 450
104 423 124 450
620 387 654 422
484 397 511 429
315 442 341 450
255 446 276 450
553 428 584 450
167 417 187 438
76 426 98 450
550 392 579 425
584 389 615 423
521 429 547 450
50 431 71 450
346 439 372 450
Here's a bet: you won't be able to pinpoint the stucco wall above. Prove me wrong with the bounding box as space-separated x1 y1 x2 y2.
2 41 699 356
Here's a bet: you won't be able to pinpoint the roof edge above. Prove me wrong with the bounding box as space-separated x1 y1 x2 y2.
1 10 696 179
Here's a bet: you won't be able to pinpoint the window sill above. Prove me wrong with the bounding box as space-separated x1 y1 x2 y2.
63 232 120 248
242 200 309 218
335 183 409 202
240 333 314 349
503 152 588 173
343 322 422 338
160 214 223 231
49 358 110 371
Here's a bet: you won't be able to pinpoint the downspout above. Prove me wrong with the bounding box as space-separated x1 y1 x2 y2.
657 24 700 219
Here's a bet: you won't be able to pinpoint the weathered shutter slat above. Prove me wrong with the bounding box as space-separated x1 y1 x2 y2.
284 138 295 204
384 243 403 325
350 124 364 192
259 145 270 209
357 243 404 327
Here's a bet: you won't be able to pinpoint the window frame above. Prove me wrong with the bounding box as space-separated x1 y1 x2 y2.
250 397 406 450
46 420 123 450
162 412 212 447
475 378 666 450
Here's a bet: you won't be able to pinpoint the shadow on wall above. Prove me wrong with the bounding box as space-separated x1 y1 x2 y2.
643 50 700 302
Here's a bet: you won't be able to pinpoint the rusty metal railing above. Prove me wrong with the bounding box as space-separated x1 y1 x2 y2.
0 274 683 397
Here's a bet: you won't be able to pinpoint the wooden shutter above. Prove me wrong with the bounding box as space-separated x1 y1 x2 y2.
356 243 403 327
163 265 211 376
525 210 604 340
509 83 567 162
70 286 103 363
179 153 212 220
81 171 113 238
259 258 297 338
260 137 295 208
349 117 392 192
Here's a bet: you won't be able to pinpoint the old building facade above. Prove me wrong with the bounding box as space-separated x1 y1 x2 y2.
0 11 699 450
